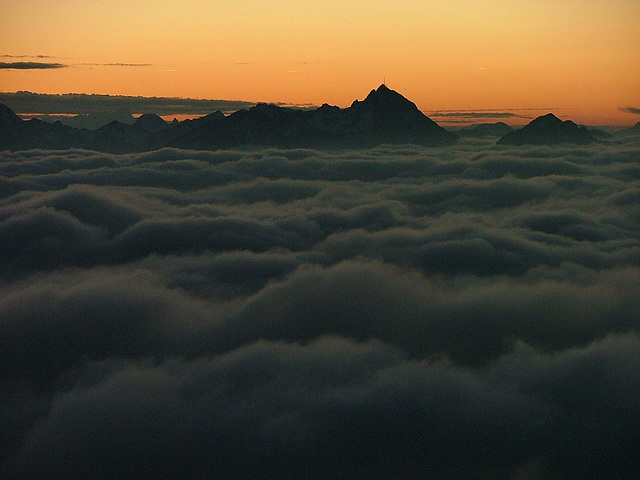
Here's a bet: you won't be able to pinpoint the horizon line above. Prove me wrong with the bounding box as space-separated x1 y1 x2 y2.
1 90 638 127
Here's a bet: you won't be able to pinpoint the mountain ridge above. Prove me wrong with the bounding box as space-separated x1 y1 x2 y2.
3 89 621 152
0 85 457 152
455 122 513 138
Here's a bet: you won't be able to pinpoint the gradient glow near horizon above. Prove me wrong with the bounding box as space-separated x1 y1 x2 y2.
2 0 639 125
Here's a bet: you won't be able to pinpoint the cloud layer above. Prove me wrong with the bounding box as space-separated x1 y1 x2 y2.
2 138 640 478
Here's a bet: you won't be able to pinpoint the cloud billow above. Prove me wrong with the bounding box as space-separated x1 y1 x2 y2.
1 140 640 479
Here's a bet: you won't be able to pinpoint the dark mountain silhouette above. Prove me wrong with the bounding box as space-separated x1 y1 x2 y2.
497 113 597 145
134 113 169 133
162 85 456 149
0 85 456 152
35 110 136 130
88 121 141 153
0 103 22 127
345 84 454 144
0 103 92 150
455 122 513 138
86 115 172 153
0 103 24 149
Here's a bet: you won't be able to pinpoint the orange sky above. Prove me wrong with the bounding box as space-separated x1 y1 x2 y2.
2 0 639 125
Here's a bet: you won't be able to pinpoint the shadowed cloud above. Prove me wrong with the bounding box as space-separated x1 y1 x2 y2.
1 139 640 479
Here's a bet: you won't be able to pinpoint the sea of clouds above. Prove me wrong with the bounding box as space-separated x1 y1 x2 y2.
2 137 640 479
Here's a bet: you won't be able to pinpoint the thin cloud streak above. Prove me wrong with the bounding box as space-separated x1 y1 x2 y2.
80 63 153 67
429 111 531 119
619 106 640 115
1 54 55 59
0 61 67 69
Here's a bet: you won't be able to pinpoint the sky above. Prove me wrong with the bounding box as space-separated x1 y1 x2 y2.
2 138 640 478
2 0 640 125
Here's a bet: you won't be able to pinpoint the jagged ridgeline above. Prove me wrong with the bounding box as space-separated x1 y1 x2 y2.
0 85 457 152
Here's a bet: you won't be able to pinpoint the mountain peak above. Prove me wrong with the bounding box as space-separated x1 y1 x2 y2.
530 113 566 127
343 85 457 146
134 113 168 133
364 84 405 102
497 113 596 145
0 103 23 126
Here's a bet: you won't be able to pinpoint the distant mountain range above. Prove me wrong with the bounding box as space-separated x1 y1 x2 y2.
1 85 457 152
1 87 635 153
454 122 513 138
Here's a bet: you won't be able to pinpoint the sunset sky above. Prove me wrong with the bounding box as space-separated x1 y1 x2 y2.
2 0 640 125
